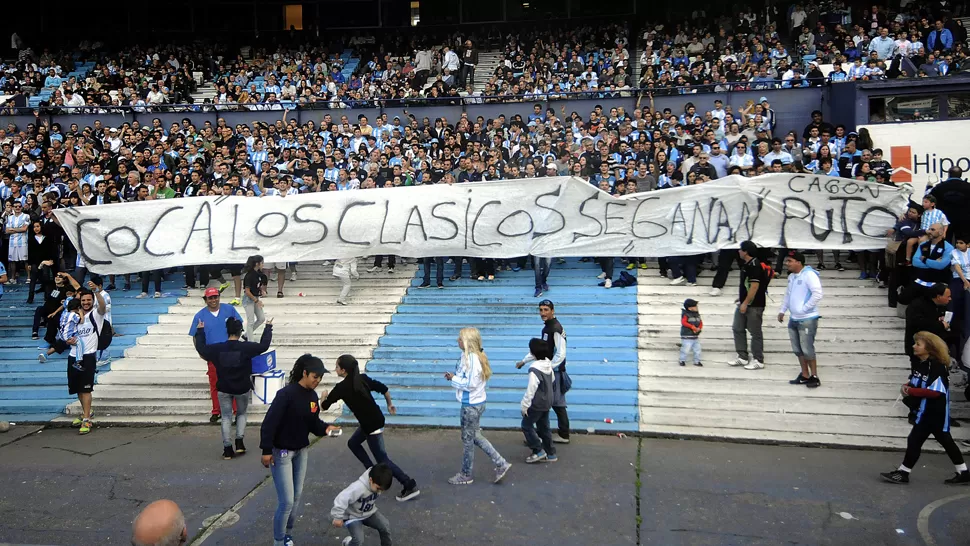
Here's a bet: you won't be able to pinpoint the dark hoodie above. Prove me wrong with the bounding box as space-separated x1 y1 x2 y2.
194 324 273 394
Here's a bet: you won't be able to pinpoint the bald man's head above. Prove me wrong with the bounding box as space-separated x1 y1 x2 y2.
131 499 187 546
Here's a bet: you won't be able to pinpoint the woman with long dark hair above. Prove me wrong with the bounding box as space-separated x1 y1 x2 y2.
320 354 421 502
259 354 340 546
881 331 970 485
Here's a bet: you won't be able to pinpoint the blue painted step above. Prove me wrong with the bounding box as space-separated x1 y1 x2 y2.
377 335 636 348
394 304 637 315
364 414 638 433
0 372 65 387
390 314 636 326
365 361 636 375
372 347 635 362
379 387 636 406
383 324 639 336
365 373 638 391
372 400 637 422
0 385 67 399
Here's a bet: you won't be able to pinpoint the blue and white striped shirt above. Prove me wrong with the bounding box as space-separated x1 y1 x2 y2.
921 208 949 230
951 248 970 279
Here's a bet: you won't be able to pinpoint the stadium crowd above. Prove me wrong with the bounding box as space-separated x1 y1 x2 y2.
0 0 966 116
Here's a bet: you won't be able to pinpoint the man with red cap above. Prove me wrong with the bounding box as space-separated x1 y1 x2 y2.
189 287 243 423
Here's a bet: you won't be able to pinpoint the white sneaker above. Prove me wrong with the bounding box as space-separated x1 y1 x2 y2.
136 292 148 299
342 537 352 546
153 291 162 298
604 278 612 288
367 266 380 273
270 274 277 282
743 359 765 370
596 272 607 279
670 276 687 286
38 352 47 363
289 271 297 282
727 357 748 367
686 282 696 287
709 287 722 296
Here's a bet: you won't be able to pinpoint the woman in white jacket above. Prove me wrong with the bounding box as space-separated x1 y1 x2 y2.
333 257 360 305
443 327 512 485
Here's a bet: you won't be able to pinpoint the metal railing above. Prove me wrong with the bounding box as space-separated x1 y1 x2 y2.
4 80 837 115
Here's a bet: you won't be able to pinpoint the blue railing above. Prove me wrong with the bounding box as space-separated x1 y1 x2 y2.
2 80 840 115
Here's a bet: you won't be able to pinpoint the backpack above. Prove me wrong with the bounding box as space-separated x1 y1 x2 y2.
91 317 113 351
759 259 777 288
754 248 777 288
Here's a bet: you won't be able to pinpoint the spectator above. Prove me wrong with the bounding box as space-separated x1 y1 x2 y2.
729 241 768 371
905 283 951 370
778 251 823 388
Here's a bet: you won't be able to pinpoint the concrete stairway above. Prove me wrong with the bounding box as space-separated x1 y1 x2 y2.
364 258 641 433
190 83 217 105
56 262 416 426
637 264 970 450
0 277 185 424
473 52 505 93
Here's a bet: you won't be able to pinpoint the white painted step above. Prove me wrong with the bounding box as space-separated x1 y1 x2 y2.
147 323 388 336
87 268 410 424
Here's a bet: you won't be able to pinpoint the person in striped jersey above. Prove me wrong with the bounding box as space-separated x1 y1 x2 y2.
881 331 970 485
906 195 949 263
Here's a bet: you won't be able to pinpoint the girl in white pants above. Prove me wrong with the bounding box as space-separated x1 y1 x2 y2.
333 257 359 305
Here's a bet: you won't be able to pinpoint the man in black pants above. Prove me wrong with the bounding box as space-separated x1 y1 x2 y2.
710 249 740 296
517 299 570 443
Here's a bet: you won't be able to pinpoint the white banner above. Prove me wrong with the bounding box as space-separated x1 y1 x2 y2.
55 174 913 274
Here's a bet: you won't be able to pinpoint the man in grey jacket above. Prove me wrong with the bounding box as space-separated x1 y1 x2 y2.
414 48 432 88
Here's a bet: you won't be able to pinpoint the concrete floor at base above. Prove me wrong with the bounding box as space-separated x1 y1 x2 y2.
0 426 967 546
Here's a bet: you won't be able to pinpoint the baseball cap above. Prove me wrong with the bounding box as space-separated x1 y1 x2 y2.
759 96 768 103
786 250 806 264
301 355 329 375
684 298 698 309
538 299 555 309
203 287 220 298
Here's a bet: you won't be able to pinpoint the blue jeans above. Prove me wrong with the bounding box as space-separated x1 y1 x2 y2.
533 257 552 288
422 257 444 285
345 511 393 546
679 338 702 363
788 318 819 359
521 408 555 456
460 404 506 476
217 391 250 447
347 428 413 488
270 447 308 545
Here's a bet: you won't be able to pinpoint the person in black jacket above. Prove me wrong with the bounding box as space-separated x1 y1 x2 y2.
26 220 57 305
195 316 273 459
321 354 421 502
259 354 339 546
904 283 951 370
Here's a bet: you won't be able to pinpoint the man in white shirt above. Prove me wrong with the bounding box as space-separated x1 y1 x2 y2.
65 276 108 435
443 46 460 73
777 251 823 388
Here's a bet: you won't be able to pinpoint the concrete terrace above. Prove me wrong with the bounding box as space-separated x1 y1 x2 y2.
60 262 417 426
637 263 970 451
